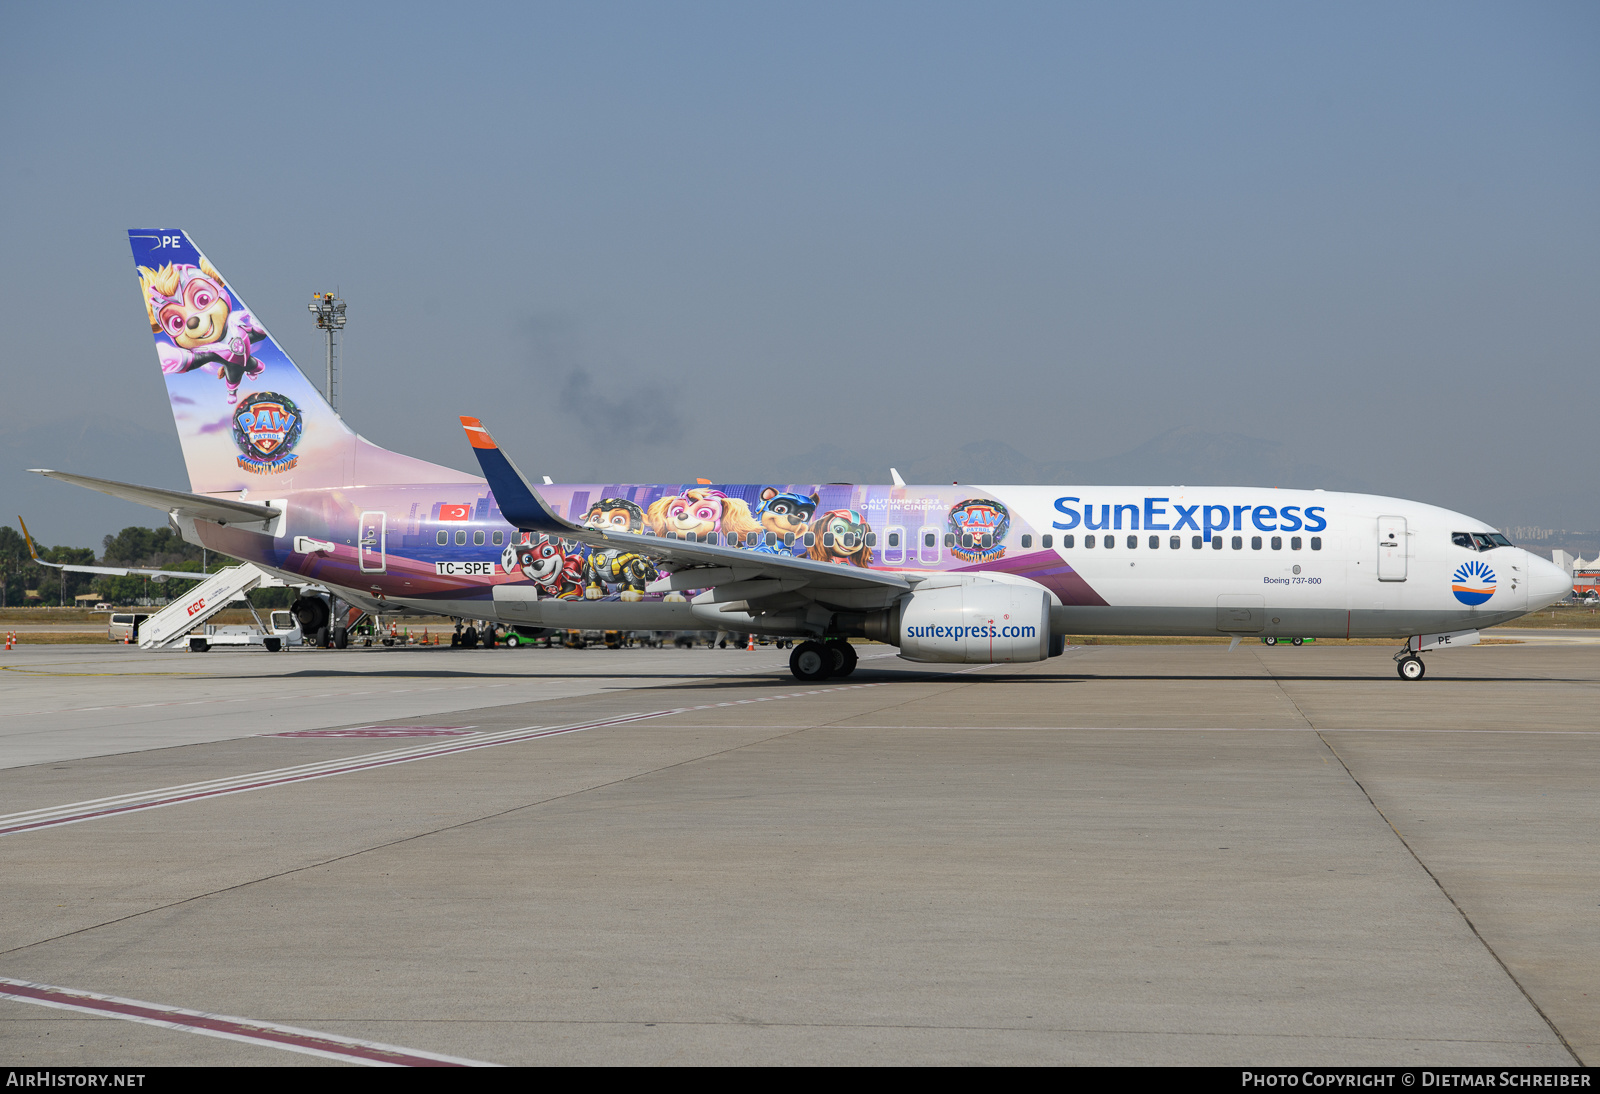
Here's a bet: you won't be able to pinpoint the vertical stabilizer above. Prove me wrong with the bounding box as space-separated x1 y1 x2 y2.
129 230 477 494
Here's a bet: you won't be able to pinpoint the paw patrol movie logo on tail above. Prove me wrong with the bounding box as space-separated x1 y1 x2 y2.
232 392 302 474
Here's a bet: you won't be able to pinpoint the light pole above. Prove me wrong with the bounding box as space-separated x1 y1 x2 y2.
309 292 347 412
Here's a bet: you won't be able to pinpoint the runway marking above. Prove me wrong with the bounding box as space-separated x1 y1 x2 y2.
270 727 478 738
0 977 495 1066
0 683 887 838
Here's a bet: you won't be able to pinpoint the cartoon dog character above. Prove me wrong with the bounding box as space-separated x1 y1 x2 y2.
645 488 762 544
138 259 266 405
807 509 874 568
753 489 819 555
502 536 584 599
579 498 658 601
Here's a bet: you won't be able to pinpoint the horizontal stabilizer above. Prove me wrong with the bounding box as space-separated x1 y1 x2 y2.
30 469 280 526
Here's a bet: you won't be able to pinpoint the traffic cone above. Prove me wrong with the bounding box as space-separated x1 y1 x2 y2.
746 633 755 651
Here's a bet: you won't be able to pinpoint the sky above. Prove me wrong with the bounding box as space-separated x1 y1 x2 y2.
2 1 1596 549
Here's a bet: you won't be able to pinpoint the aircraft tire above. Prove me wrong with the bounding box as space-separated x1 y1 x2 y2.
790 641 832 682
333 627 348 650
463 626 479 650
1397 655 1426 680
827 641 858 677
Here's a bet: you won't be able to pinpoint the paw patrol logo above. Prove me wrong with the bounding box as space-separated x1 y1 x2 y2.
1451 559 1496 606
948 498 1009 563
232 392 301 474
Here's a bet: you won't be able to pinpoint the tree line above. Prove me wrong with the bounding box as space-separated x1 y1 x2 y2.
0 524 292 608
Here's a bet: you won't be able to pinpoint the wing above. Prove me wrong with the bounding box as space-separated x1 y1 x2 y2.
459 416 910 617
17 516 216 581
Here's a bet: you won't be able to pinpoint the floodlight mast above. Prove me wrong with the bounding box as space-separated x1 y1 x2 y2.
308 291 347 413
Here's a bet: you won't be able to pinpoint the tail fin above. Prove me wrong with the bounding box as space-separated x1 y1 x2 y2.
129 230 476 494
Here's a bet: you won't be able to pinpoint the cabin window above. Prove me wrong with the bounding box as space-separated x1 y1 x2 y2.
1271 536 1282 550
492 530 503 546
919 526 941 564
1021 534 1032 548
888 531 901 547
1170 536 1180 550
1310 537 1322 551
944 533 955 547
1291 536 1302 550
1045 534 1056 548
473 530 485 546
865 532 877 547
1127 535 1137 549
1085 535 1096 548
437 530 447 546
1106 536 1115 549
1212 536 1223 550
981 533 992 549
455 530 466 545
804 532 815 547
1250 536 1261 550
784 533 794 546
961 533 973 548
824 532 837 547
1193 536 1203 549
1149 535 1159 549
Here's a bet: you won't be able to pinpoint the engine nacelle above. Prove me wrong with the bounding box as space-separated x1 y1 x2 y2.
897 581 1051 664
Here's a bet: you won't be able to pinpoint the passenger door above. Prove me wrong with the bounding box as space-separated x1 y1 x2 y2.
358 511 387 573
1377 516 1407 582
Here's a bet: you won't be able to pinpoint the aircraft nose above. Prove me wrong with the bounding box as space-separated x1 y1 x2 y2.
1526 552 1573 610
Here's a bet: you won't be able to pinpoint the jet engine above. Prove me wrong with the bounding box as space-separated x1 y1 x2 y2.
856 580 1052 664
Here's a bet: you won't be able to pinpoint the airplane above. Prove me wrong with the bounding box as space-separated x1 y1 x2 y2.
30 229 1573 681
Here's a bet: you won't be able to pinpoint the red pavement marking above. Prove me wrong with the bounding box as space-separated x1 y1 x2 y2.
0 977 495 1066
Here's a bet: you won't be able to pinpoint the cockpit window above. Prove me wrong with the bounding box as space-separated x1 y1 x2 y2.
1489 533 1513 547
1452 532 1475 549
1472 533 1497 552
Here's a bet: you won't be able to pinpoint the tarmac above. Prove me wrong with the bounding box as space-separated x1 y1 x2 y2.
0 638 1595 1066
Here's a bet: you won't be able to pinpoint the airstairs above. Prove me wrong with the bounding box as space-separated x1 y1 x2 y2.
137 563 287 650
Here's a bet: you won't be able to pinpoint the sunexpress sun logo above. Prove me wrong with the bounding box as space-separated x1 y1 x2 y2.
1451 559 1496 606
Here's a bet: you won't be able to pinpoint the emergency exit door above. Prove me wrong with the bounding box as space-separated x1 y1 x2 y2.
1377 515 1407 581
358 511 387 573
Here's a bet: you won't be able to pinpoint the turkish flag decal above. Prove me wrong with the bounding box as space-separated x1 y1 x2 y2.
439 504 472 521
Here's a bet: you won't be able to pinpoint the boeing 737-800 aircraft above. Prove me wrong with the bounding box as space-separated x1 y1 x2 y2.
32 230 1573 680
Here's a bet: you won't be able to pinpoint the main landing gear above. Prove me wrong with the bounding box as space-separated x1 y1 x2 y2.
789 639 858 682
1396 654 1426 680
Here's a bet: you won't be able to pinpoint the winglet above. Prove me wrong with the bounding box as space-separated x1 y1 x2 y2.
17 516 41 562
458 417 576 535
